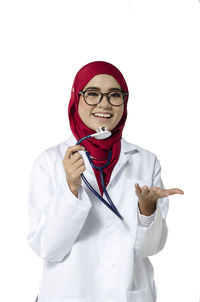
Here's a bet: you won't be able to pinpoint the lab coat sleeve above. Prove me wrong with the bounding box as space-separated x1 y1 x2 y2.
137 208 156 228
27 151 92 263
134 156 169 258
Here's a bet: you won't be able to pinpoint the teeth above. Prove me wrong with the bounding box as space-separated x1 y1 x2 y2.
93 113 112 118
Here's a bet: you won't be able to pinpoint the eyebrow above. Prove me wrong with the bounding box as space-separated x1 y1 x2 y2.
84 86 122 92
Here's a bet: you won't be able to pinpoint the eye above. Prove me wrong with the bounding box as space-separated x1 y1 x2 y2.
88 92 98 96
86 91 99 97
110 92 121 98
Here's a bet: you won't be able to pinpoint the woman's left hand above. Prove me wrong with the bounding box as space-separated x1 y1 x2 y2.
134 183 184 216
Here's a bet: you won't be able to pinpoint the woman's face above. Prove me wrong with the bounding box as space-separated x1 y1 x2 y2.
78 74 124 131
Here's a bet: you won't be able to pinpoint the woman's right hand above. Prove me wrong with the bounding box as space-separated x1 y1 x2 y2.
63 145 86 197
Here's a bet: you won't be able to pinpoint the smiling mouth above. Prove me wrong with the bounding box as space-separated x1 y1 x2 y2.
92 113 113 119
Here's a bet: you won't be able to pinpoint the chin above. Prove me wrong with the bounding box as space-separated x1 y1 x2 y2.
89 122 113 132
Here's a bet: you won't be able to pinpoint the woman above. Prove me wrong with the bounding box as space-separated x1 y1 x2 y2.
27 61 184 302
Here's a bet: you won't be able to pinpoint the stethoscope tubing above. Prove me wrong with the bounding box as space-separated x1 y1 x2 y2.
75 135 124 220
87 150 120 213
81 173 123 220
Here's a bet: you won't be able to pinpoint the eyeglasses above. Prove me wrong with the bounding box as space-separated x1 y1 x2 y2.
79 89 128 106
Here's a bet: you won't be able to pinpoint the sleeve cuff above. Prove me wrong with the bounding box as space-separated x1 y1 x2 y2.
137 205 157 228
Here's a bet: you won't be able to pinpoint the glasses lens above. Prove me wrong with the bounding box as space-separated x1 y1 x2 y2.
109 91 124 106
84 90 101 105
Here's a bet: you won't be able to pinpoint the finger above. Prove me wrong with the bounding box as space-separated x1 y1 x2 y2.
148 190 163 203
152 187 169 198
152 186 160 192
73 165 86 179
69 152 83 163
152 187 184 199
75 164 86 175
141 185 149 195
134 183 142 194
150 187 163 198
165 188 184 196
73 158 85 171
64 145 85 160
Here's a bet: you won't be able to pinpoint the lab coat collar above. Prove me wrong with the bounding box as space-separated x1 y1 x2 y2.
64 134 138 186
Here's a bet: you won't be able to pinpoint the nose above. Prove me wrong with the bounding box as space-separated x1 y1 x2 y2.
97 94 112 108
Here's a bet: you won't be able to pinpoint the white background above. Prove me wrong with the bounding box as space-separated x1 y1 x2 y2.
0 0 200 301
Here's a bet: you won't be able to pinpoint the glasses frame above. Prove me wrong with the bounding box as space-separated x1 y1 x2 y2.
79 89 128 107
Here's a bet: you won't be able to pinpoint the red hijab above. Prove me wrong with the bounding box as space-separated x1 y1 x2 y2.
68 61 129 196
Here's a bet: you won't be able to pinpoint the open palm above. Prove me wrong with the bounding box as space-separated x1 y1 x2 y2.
134 183 184 205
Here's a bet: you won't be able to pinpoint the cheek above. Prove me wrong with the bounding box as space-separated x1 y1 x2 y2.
116 107 124 122
78 97 83 115
78 97 88 117
78 98 93 127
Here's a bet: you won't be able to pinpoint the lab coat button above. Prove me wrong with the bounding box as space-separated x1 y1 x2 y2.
105 261 113 268
105 220 112 228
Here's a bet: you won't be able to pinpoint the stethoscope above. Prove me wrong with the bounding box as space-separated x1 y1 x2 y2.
75 127 124 220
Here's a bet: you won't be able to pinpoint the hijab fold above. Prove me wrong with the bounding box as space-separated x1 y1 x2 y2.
68 61 129 196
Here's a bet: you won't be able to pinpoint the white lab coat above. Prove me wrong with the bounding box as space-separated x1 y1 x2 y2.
27 135 169 302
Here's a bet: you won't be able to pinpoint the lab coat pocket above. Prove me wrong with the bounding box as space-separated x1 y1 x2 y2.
127 287 153 302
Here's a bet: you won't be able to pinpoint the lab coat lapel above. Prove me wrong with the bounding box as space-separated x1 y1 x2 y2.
108 147 128 185
108 138 138 186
